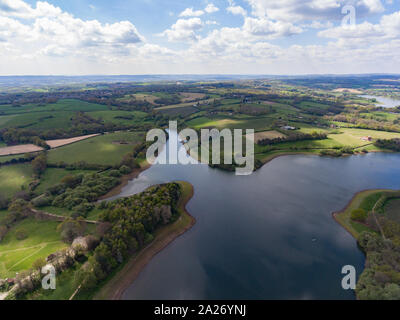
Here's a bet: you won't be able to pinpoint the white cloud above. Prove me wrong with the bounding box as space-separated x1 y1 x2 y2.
227 5 247 16
319 10 400 39
243 17 303 37
160 18 203 42
205 4 219 14
244 0 385 22
179 8 204 17
206 20 219 25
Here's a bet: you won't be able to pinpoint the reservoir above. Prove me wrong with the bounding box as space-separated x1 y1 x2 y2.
112 131 400 300
361 95 400 108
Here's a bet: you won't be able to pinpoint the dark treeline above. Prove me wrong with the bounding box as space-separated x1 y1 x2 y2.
74 183 182 291
258 131 328 146
0 83 213 109
374 138 400 151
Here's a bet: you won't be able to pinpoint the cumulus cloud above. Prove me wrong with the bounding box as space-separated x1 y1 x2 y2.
205 4 219 14
160 18 203 42
244 0 385 22
179 8 204 17
0 0 144 61
179 4 220 17
319 10 400 39
227 5 247 16
243 17 303 37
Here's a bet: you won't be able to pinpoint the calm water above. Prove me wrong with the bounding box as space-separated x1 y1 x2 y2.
111 131 400 300
361 95 400 108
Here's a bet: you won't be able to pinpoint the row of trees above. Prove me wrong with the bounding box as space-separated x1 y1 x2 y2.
74 183 182 291
257 131 328 146
374 138 400 152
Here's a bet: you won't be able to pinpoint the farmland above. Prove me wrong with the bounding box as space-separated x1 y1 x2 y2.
47 131 145 166
0 164 33 198
0 218 67 279
1 76 400 300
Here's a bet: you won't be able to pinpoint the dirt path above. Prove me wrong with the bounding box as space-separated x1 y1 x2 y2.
372 196 387 240
29 208 99 225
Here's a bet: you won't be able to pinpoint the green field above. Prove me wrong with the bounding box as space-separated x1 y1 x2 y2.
87 110 148 125
0 219 67 279
48 131 145 166
0 99 108 130
34 168 94 195
0 164 33 198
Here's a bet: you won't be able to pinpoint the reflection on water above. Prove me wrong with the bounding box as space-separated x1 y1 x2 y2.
111 131 400 300
361 95 400 108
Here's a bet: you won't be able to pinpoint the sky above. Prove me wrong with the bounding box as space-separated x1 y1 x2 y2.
0 0 399 75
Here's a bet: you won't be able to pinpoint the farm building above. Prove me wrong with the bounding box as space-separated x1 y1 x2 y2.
361 136 372 142
281 126 296 130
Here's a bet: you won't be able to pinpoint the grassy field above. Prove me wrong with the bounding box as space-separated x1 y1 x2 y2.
87 110 148 126
0 164 33 198
0 218 67 279
0 99 108 130
48 131 145 166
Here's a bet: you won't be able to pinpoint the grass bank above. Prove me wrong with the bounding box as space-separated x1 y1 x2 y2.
332 189 389 239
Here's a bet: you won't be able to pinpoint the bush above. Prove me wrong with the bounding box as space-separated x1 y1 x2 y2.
107 170 122 178
119 165 132 175
15 228 28 240
31 195 53 208
351 208 368 222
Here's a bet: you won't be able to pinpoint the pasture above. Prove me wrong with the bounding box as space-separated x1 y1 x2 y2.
0 218 67 279
253 130 287 143
0 164 33 198
47 131 145 166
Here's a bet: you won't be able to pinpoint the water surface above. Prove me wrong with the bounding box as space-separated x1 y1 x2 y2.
361 95 400 108
112 131 400 300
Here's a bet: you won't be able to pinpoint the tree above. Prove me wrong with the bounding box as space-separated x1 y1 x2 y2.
351 208 368 222
32 257 46 271
32 153 47 177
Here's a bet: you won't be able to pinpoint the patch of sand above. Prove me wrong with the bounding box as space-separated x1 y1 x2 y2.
179 92 206 102
333 88 363 94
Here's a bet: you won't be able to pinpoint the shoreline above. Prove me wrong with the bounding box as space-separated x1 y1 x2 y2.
98 162 151 200
93 181 196 300
332 189 390 239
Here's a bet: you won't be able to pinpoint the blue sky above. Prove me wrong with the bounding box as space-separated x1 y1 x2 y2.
0 0 400 75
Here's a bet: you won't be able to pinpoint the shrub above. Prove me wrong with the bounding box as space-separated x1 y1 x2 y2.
119 165 132 175
15 228 28 240
351 208 368 222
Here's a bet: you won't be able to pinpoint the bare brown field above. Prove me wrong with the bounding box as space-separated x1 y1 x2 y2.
333 88 363 94
46 134 100 148
179 92 206 102
134 93 159 104
253 130 287 143
0 144 43 156
260 100 276 105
